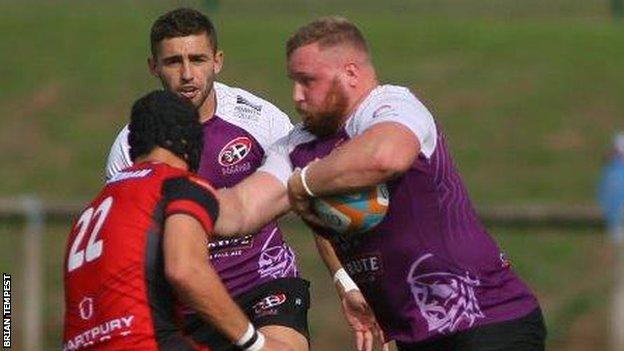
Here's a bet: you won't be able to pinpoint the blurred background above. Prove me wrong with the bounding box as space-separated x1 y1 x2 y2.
1 0 623 350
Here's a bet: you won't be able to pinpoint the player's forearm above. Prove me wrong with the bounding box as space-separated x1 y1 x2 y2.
214 172 290 236
305 123 419 196
314 234 343 276
314 234 354 297
164 215 253 344
168 263 251 344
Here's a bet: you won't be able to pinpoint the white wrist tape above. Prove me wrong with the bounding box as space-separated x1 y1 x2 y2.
333 268 359 293
246 331 265 351
236 323 265 351
300 165 316 197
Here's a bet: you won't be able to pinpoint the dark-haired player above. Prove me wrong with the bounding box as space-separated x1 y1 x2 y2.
63 91 290 351
105 8 309 351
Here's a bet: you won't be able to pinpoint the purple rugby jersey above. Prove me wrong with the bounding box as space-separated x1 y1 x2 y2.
261 85 539 343
106 82 299 297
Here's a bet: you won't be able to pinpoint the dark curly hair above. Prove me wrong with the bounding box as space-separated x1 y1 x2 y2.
128 90 203 172
150 8 218 56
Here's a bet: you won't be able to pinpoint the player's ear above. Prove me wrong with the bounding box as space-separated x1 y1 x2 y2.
148 56 159 77
213 50 224 75
344 62 359 88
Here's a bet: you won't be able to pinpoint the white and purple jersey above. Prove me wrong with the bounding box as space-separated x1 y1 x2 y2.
106 82 299 297
260 85 539 344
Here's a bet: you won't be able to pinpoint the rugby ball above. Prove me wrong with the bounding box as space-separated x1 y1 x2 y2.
313 184 389 235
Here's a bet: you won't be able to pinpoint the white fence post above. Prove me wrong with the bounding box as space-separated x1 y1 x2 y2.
22 196 43 351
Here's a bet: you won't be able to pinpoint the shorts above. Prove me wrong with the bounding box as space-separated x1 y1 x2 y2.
397 308 546 351
183 277 310 350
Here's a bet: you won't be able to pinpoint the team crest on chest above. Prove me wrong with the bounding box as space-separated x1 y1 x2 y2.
218 137 252 167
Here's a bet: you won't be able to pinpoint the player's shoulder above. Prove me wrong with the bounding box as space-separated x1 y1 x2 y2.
279 122 316 148
351 84 433 124
361 84 423 111
138 163 217 199
214 82 289 123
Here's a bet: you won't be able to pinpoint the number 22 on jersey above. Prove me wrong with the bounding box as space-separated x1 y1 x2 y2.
67 196 113 272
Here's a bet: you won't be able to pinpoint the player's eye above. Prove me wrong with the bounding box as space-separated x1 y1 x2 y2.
163 57 183 66
191 55 209 63
299 76 314 86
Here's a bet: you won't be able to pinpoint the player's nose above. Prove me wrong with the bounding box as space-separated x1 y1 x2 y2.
292 83 305 103
180 61 193 82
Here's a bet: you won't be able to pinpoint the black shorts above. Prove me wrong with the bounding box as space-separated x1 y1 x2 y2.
183 277 310 350
397 308 546 351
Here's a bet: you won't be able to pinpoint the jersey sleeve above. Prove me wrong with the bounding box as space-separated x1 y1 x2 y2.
162 176 220 235
105 125 133 181
349 89 438 158
257 133 294 187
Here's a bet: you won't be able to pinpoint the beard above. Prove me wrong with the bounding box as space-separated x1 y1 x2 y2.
299 77 349 138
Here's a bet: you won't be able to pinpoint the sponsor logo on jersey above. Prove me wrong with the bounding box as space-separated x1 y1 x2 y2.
63 314 134 351
106 169 152 184
221 162 252 176
372 104 397 119
252 293 287 316
78 297 94 320
407 253 484 334
209 234 253 252
234 96 263 122
218 137 252 167
258 229 297 279
236 96 262 112
344 254 384 283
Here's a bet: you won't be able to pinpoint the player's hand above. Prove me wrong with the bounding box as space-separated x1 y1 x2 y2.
287 168 325 228
260 334 295 351
341 290 388 351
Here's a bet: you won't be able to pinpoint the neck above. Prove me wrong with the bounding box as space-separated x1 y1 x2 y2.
135 147 188 171
343 78 379 122
198 86 217 123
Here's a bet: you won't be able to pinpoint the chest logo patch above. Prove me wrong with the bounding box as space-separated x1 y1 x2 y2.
218 137 252 166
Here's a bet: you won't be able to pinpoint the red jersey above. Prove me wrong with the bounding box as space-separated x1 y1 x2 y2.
63 162 218 351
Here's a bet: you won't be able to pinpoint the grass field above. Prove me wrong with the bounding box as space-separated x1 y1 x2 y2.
1 0 622 350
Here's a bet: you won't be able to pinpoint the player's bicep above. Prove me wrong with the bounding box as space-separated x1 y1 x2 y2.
340 122 420 174
163 214 209 282
352 95 437 158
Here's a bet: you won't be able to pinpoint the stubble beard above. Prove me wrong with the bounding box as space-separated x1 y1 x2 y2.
159 75 214 120
300 78 350 138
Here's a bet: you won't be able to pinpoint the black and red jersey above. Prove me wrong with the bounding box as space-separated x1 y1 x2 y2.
63 162 218 351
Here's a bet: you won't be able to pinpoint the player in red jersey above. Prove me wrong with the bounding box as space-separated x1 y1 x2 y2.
63 90 291 351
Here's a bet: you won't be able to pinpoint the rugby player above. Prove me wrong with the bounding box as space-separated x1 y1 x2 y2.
63 90 289 351
219 16 547 351
105 8 308 351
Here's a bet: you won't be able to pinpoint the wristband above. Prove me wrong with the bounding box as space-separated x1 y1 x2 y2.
300 165 316 197
245 331 265 351
235 323 265 351
333 268 359 293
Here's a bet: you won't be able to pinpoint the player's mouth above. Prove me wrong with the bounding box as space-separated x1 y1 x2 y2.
178 86 200 100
